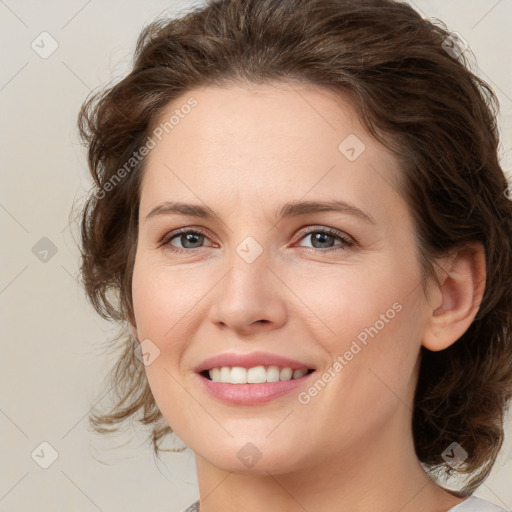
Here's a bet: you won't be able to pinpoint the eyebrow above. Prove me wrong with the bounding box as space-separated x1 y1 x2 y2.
144 199 376 224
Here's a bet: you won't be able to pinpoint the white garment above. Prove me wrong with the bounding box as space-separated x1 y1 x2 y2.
180 501 199 512
179 496 510 512
448 496 510 511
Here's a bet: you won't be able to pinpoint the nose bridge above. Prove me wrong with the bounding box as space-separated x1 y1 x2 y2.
210 230 287 330
225 232 272 297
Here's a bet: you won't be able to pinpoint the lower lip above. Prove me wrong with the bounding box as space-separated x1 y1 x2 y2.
196 371 316 405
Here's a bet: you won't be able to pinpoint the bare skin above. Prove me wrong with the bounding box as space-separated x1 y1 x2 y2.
131 82 485 512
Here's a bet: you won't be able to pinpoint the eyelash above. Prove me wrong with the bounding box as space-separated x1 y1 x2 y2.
158 227 355 254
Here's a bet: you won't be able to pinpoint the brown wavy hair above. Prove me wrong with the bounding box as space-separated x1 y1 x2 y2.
76 0 512 495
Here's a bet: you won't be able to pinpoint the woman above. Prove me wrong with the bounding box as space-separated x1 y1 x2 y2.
76 0 512 510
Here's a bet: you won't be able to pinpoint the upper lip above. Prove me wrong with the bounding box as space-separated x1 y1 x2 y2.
194 351 316 373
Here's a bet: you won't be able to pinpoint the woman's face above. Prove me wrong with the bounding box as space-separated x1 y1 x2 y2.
132 82 432 474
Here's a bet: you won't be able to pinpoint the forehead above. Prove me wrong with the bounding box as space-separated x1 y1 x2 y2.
139 83 404 221
149 82 361 160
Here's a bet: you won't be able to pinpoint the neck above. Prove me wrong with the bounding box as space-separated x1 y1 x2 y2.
193 408 466 512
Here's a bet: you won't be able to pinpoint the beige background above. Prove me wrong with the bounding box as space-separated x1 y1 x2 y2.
0 0 511 510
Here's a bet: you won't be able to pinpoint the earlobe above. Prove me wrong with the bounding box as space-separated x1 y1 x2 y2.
422 243 486 352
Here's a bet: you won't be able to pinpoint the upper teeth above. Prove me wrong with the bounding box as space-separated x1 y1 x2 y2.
208 366 309 384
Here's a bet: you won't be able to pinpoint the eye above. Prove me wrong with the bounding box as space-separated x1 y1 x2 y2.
159 226 355 254
159 228 214 254
296 227 355 252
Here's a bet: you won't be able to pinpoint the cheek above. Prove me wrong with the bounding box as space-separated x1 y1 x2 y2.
313 301 421 442
131 261 166 337
289 258 406 340
305 255 424 393
132 255 197 337
131 257 196 429
131 255 215 380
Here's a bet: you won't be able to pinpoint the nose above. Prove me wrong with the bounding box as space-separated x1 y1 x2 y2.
208 245 288 336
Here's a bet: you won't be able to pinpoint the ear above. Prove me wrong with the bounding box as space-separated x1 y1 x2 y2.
422 242 486 352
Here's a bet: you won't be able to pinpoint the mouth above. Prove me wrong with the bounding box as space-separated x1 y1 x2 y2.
193 351 318 403
196 366 317 405
199 367 316 383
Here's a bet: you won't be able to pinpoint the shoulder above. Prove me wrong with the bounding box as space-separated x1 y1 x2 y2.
449 496 511 512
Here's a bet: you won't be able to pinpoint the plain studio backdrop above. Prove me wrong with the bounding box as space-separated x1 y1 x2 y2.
0 0 511 511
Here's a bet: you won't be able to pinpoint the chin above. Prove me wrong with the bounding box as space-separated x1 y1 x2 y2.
195 438 309 476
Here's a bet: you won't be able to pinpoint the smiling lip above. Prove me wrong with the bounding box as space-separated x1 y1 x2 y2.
194 351 315 373
194 351 316 405
196 369 316 404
